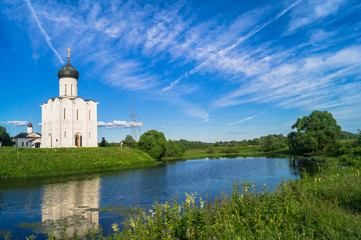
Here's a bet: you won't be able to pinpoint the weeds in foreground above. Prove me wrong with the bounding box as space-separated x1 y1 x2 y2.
3 155 361 239
117 167 361 239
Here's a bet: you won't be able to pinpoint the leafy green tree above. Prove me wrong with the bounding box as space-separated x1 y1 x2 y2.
99 137 109 147
138 130 167 160
288 110 341 154
340 131 359 140
0 126 14 147
358 129 361 146
164 140 184 158
263 134 287 151
124 135 136 148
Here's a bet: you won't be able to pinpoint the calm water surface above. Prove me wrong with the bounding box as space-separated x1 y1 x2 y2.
0 157 314 239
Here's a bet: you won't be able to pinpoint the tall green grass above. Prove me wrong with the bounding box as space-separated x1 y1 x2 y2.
0 147 158 179
118 166 361 239
164 146 268 161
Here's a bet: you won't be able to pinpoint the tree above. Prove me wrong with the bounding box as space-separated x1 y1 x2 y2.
124 135 136 148
340 131 359 140
263 134 287 152
138 130 167 160
99 137 109 147
358 129 361 146
164 140 184 158
287 110 341 154
0 126 14 147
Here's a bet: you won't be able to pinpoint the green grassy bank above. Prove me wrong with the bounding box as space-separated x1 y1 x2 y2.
163 145 288 161
23 157 360 240
118 165 361 240
0 147 159 179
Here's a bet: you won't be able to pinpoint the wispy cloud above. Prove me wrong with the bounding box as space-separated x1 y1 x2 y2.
213 45 361 113
287 0 347 32
98 120 143 129
24 0 64 64
0 121 28 127
163 0 303 91
226 131 247 135
228 112 264 126
3 0 360 127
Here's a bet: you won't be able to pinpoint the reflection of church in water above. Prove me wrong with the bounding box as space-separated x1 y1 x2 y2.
41 177 100 237
41 49 98 148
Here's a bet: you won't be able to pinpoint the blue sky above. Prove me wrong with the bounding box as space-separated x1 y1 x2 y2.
0 0 360 142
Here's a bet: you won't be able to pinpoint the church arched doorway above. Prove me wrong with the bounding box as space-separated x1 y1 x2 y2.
47 134 52 148
75 133 82 147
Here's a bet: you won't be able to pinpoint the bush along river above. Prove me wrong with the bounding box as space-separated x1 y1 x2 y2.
0 156 317 239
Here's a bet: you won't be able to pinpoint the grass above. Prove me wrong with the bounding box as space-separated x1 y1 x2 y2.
3 145 361 239
0 147 159 179
163 146 269 161
24 162 361 240
117 164 361 239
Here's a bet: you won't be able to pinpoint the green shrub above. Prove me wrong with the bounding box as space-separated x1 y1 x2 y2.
219 147 239 154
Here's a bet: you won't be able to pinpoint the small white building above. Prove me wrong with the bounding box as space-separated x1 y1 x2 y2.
13 122 42 148
40 50 98 148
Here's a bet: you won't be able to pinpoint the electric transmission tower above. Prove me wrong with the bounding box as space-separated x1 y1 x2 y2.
129 104 144 141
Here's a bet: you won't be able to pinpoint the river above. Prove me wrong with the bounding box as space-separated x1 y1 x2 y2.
0 156 315 239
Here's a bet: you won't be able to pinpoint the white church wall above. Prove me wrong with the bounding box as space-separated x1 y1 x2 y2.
59 77 78 97
41 56 98 148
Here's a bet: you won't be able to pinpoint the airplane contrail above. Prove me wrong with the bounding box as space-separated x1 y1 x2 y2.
24 0 64 64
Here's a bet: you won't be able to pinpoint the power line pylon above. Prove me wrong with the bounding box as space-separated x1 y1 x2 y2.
129 104 137 141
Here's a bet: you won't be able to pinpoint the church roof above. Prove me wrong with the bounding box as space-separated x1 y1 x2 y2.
42 97 98 105
13 132 42 138
57 59 79 80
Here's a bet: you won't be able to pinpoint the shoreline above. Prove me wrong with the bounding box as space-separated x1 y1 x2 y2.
0 147 159 180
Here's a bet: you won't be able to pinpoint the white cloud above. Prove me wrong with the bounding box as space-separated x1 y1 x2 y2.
288 0 347 32
228 112 264 126
98 120 143 129
212 45 361 120
163 0 302 90
1 121 28 127
226 131 247 135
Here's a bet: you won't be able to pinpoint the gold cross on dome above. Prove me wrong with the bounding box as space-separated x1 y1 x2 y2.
67 48 71 59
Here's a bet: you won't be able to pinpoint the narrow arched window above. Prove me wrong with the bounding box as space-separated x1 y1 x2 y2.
65 84 67 95
64 108 66 119
89 110 91 120
71 85 73 96
64 131 67 138
77 109 79 120
89 132 91 138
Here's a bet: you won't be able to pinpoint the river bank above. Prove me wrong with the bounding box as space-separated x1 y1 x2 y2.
119 163 361 239
162 146 292 161
0 147 159 179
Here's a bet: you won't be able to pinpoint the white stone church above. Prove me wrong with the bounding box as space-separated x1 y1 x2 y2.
40 50 98 148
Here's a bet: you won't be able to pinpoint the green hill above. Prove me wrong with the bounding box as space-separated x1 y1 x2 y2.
0 147 158 179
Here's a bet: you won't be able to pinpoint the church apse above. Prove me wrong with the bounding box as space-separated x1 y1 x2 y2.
41 177 100 237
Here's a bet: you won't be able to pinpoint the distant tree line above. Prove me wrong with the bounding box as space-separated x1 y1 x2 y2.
97 110 360 159
0 126 14 147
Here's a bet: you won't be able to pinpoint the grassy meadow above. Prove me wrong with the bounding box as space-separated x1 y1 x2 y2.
163 145 288 161
0 147 158 179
